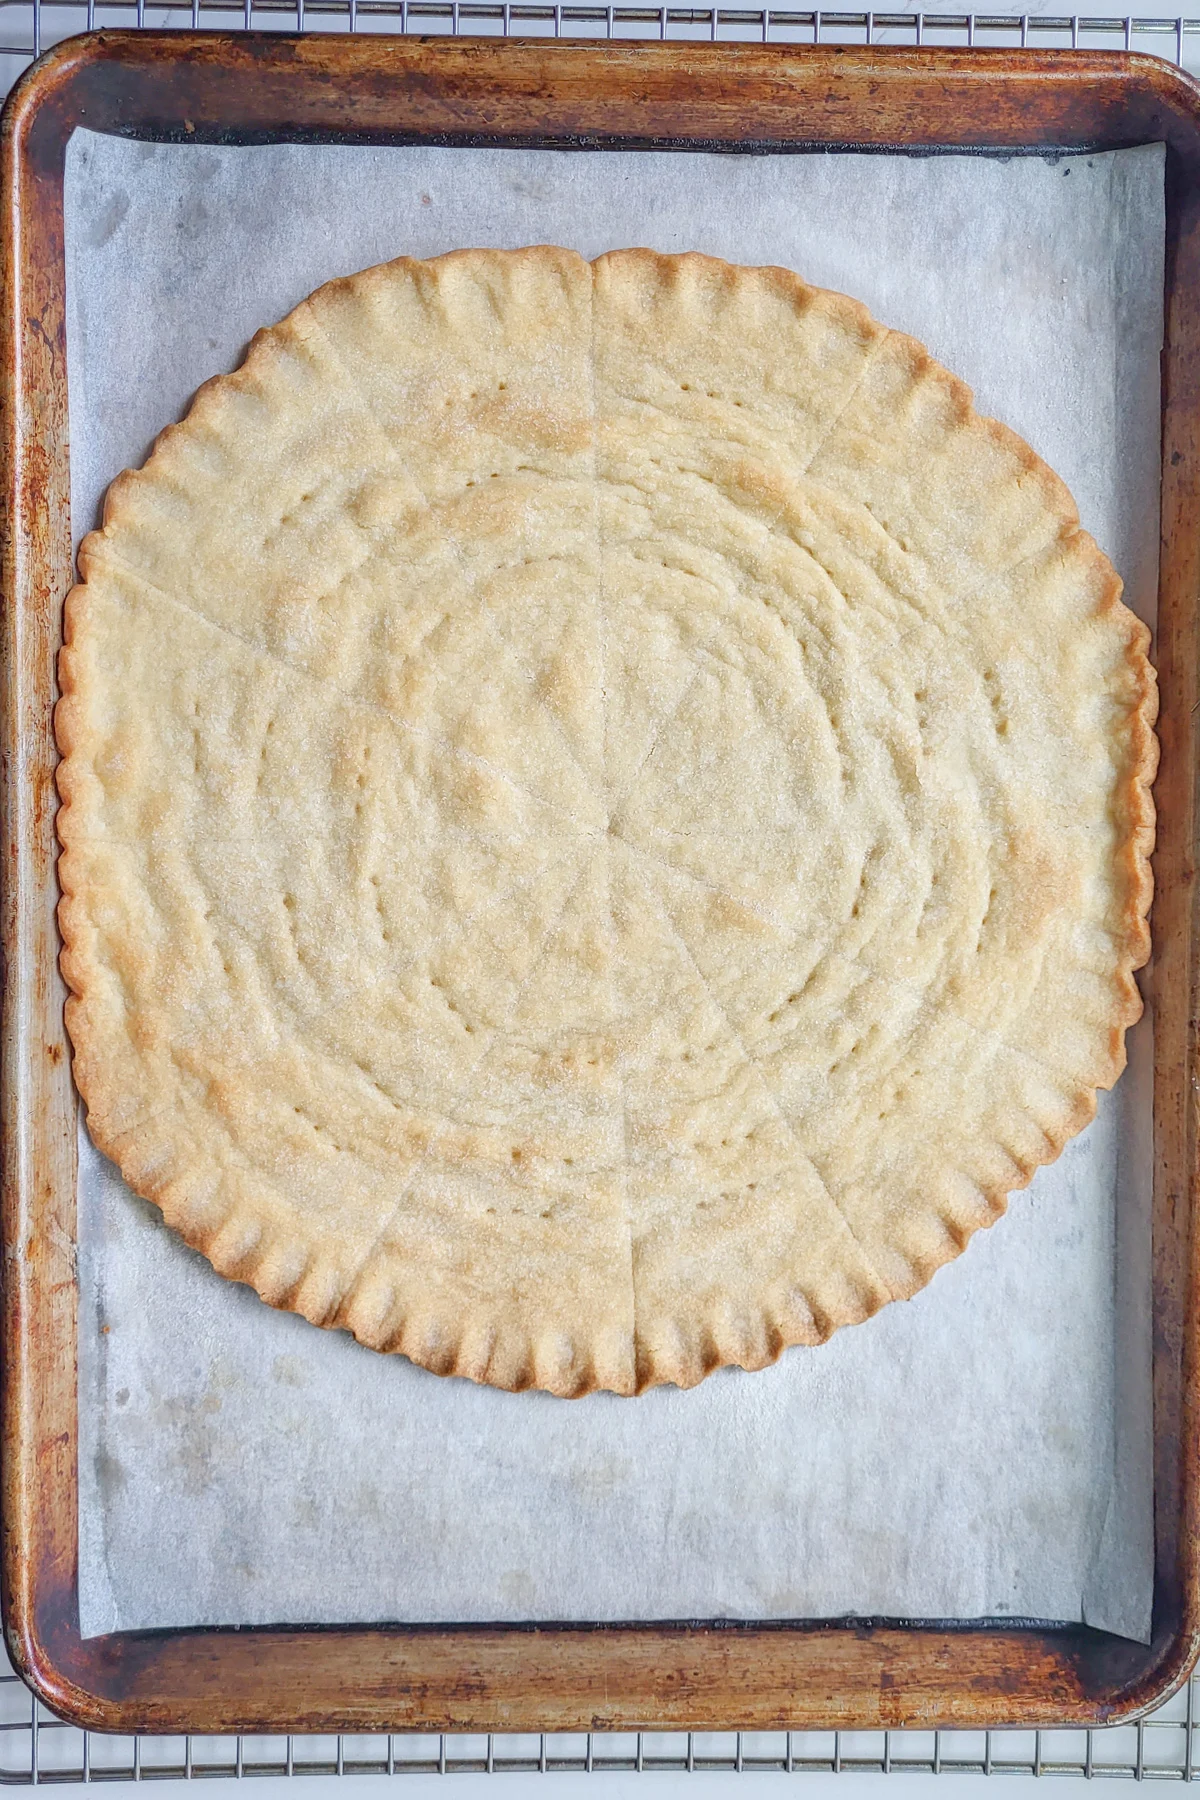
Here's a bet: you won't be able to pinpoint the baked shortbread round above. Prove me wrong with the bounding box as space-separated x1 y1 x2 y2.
56 247 1157 1396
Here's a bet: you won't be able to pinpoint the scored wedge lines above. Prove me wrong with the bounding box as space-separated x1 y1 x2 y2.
58 248 1153 1394
623 850 898 1303
328 847 602 1346
98 545 594 840
123 326 1035 1308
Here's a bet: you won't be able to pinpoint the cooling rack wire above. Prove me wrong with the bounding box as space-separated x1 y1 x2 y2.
0 0 1192 1777
2 1662 1200 1781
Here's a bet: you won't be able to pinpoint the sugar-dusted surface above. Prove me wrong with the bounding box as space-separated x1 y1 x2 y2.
67 136 1163 1641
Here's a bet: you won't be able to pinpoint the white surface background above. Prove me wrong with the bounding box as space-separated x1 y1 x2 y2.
36 5 1185 1792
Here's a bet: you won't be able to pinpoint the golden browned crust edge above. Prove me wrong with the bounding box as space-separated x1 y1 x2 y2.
55 247 1159 1397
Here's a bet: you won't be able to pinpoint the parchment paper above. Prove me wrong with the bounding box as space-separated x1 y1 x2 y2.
66 134 1163 1643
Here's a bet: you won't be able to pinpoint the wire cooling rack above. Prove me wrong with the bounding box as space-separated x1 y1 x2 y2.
3 3 1200 75
1 1649 1199 1781
0 0 1194 1780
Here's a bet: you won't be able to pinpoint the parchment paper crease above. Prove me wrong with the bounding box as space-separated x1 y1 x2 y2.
66 133 1163 1642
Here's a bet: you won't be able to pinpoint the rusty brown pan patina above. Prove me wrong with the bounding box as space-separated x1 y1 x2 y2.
2 31 1199 1737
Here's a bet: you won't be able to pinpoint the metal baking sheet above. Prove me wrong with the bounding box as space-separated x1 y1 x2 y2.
65 133 1163 1643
